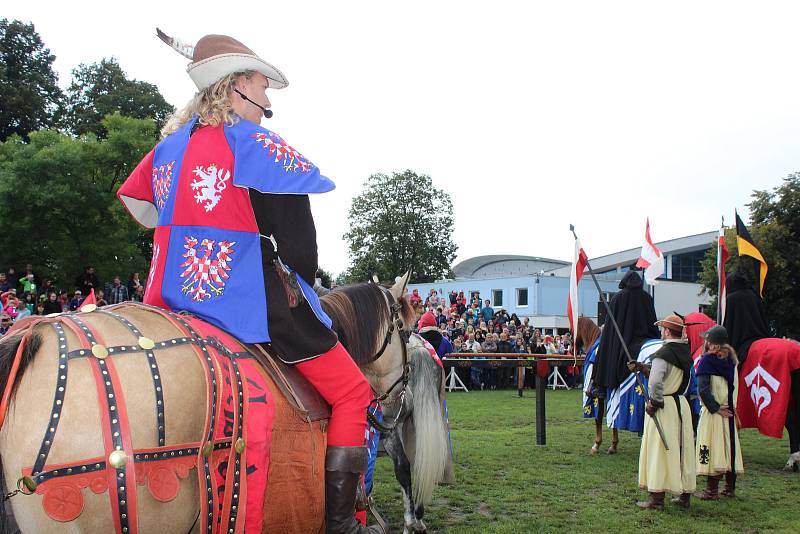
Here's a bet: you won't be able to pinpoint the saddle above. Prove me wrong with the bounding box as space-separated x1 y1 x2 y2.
244 343 331 422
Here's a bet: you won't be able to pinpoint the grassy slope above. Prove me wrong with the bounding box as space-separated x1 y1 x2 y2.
370 389 800 533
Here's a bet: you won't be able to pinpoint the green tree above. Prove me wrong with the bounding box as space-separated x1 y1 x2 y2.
65 58 174 138
343 170 457 284
317 268 334 289
0 114 155 289
0 19 63 141
698 174 800 338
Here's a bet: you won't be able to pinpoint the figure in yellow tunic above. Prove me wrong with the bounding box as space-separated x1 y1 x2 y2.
695 325 744 499
630 314 696 510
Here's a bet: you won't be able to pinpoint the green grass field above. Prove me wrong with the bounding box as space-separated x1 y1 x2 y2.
370 389 800 533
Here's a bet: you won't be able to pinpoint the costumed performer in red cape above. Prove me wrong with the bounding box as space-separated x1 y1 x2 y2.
117 29 381 534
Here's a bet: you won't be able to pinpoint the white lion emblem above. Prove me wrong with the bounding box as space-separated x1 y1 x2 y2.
191 163 231 212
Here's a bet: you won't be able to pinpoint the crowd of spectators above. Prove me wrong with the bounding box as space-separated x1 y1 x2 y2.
411 288 576 390
0 264 146 336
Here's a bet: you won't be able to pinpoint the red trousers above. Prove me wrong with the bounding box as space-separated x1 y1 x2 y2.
296 342 372 447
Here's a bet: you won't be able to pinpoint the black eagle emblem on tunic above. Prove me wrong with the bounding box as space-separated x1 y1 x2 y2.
699 445 710 465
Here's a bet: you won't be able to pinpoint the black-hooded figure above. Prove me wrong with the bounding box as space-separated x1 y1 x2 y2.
722 272 769 364
593 271 660 390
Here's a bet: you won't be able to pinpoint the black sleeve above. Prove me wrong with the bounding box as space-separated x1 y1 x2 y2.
248 190 318 285
698 374 721 413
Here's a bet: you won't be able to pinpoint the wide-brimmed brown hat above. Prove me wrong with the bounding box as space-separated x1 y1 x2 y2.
156 28 288 90
654 314 685 330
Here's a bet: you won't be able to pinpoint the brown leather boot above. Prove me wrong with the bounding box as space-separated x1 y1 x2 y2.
695 475 721 500
325 446 384 534
721 472 736 497
670 492 691 508
636 492 665 510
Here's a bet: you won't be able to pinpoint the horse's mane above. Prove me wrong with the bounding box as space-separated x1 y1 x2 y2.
575 316 601 353
320 282 414 366
0 328 42 405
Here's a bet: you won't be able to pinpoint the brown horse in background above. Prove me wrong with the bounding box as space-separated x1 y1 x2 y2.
574 316 619 455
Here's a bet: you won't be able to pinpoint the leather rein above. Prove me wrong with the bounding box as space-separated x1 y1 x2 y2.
366 286 411 434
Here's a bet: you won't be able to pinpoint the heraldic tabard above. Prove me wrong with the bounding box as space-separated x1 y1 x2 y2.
118 116 335 343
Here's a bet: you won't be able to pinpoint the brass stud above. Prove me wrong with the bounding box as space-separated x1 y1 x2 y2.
80 303 97 313
138 337 155 350
108 450 128 469
235 437 245 454
92 345 109 359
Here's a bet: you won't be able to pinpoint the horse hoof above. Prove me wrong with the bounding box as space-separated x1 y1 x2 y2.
590 442 601 455
784 453 800 472
607 443 619 455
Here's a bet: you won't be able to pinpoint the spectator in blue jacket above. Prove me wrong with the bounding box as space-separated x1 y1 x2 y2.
481 300 494 322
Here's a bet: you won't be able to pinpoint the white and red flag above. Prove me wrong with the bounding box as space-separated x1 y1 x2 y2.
635 218 664 284
567 238 588 336
717 223 728 324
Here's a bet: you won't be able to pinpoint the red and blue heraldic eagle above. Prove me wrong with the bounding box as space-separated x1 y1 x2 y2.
118 116 334 342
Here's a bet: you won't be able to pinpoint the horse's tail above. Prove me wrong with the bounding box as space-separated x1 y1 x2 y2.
408 343 448 506
0 328 41 534
0 329 42 418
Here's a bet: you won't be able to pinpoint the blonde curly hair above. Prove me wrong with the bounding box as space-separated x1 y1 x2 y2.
161 70 254 137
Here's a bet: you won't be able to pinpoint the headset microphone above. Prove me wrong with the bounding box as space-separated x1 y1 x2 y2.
233 88 273 119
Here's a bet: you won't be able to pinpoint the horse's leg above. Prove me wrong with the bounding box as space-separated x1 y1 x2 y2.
784 370 800 472
608 427 619 455
383 429 421 534
591 398 604 455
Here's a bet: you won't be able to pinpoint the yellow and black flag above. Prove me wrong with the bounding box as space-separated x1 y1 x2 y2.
735 210 768 297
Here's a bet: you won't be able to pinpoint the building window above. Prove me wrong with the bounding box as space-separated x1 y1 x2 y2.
671 249 707 282
516 288 528 307
492 289 503 307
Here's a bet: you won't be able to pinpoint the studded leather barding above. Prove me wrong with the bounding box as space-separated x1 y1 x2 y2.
7 302 253 534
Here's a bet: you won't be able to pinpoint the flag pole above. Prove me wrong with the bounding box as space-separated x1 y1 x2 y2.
570 224 669 450
717 216 724 325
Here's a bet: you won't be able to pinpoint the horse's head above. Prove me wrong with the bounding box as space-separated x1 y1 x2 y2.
319 272 416 399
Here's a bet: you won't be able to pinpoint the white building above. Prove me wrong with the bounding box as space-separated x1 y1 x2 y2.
408 231 715 333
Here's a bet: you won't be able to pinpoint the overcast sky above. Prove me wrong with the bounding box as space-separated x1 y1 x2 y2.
8 1 800 276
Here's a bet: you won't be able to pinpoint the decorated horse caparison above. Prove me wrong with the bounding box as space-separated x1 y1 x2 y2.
0 275 453 533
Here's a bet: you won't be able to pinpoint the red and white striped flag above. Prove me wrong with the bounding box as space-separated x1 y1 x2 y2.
717 223 728 324
635 218 664 284
567 238 588 336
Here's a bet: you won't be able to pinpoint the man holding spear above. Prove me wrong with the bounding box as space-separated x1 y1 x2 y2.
630 314 696 510
570 225 690 511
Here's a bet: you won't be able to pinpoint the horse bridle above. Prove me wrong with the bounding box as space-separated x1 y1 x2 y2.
366 285 411 434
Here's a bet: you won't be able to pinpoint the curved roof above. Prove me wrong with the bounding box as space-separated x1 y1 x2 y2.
452 255 569 279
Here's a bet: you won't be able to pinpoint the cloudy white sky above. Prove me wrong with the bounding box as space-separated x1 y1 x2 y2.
8 1 800 275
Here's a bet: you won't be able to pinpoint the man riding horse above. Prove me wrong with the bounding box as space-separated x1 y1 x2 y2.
723 272 800 469
589 271 659 452
118 30 380 534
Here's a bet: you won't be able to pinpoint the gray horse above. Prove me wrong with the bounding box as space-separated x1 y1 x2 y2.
320 279 454 534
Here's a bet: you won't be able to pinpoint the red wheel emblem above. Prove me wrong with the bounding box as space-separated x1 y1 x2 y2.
43 483 84 522
147 465 180 502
